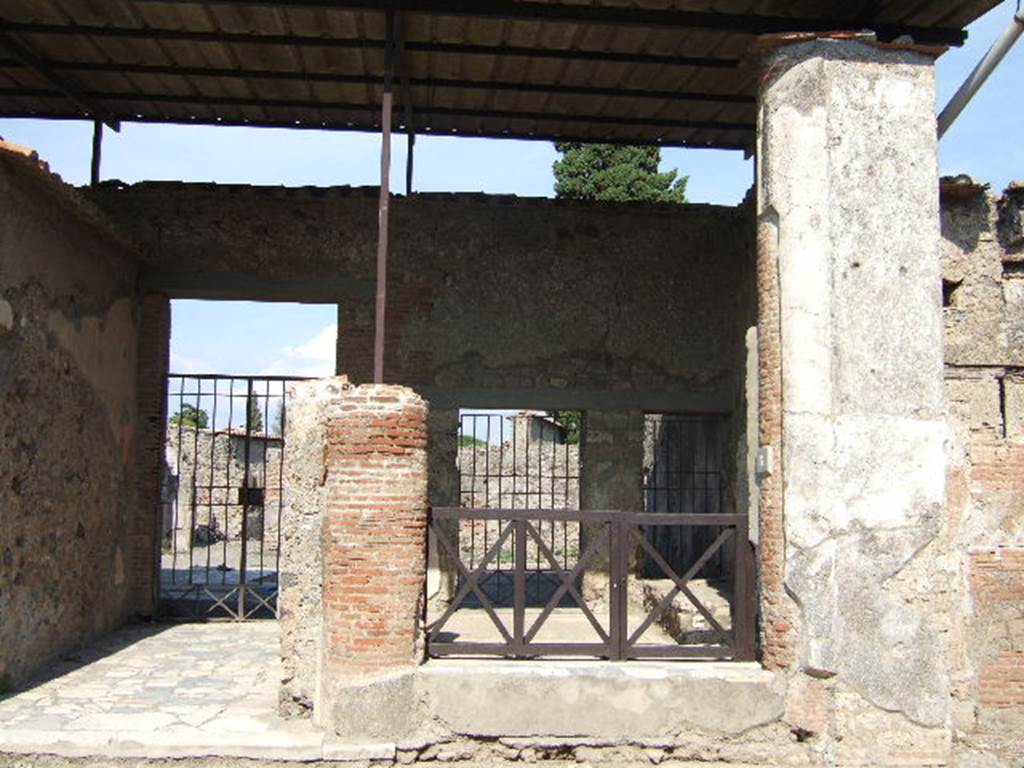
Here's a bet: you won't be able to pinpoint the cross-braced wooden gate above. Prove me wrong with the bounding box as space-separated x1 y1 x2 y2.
427 507 756 660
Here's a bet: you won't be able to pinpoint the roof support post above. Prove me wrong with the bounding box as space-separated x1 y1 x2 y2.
90 119 103 186
373 9 397 384
394 12 416 196
405 133 415 196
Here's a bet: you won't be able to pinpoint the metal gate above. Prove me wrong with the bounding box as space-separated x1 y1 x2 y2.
159 374 306 619
427 507 755 660
456 411 580 606
643 414 728 579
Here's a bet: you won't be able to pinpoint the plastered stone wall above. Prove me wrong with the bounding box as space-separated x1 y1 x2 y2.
89 184 754 408
940 178 1024 768
0 145 144 686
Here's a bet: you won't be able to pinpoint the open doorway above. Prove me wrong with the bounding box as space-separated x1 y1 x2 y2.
159 300 337 619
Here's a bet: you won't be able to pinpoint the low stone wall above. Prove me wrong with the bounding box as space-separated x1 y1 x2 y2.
0 144 145 686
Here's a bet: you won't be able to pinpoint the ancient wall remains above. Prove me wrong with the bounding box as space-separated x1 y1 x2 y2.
941 177 1024 768
0 144 144 686
89 184 755 413
163 427 284 550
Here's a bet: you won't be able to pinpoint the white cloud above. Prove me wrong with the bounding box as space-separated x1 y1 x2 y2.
169 350 215 374
284 323 337 364
258 323 337 378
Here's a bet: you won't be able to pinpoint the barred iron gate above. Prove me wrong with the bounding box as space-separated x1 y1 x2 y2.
159 374 307 619
643 414 728 579
456 412 580 606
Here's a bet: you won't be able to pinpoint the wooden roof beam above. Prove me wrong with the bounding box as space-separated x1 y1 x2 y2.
129 0 968 46
0 86 754 133
0 110 750 151
0 58 755 105
0 21 740 70
0 31 120 130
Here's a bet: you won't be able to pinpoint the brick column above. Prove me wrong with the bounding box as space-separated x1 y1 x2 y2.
321 384 428 695
130 292 170 617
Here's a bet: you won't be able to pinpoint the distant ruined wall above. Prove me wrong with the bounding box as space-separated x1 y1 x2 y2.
163 428 284 550
0 145 145 686
941 178 1024 768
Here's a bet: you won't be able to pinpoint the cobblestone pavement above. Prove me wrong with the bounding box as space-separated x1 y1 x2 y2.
0 622 375 761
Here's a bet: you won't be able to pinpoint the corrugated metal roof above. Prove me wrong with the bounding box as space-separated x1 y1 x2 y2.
0 0 1004 150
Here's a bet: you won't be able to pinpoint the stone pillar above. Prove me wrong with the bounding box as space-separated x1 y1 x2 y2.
130 291 170 617
426 407 459 611
319 383 429 738
278 378 335 718
579 410 644 602
757 37 950 742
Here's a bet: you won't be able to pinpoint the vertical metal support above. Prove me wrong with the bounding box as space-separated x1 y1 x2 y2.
395 10 416 196
732 525 757 661
239 378 254 620
405 133 415 196
608 520 628 660
513 519 527 656
90 119 103 187
374 9 397 384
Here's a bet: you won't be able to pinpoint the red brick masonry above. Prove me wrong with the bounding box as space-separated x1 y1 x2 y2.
970 547 1024 710
322 385 429 676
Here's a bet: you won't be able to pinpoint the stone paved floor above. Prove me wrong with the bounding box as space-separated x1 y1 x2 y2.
0 622 380 761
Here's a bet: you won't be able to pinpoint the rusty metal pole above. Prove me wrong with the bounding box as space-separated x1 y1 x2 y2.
374 10 396 384
406 132 415 196
90 119 103 187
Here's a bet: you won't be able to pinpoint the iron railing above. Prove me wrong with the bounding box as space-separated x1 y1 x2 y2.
159 373 308 619
457 412 580 604
427 507 756 661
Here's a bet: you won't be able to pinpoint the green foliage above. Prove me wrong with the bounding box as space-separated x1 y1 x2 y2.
169 403 208 429
548 410 582 445
0 673 13 695
552 143 688 204
272 402 285 436
458 435 488 448
246 396 264 433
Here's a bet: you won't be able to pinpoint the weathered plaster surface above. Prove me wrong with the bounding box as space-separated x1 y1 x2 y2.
278 379 334 718
758 39 951 739
0 148 141 686
89 185 754 408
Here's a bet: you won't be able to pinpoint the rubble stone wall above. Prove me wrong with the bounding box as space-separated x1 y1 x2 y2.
89 184 755 406
0 146 143 686
941 178 1024 768
163 427 284 550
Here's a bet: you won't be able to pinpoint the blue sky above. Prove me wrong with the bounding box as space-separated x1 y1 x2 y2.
2 1 1022 377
